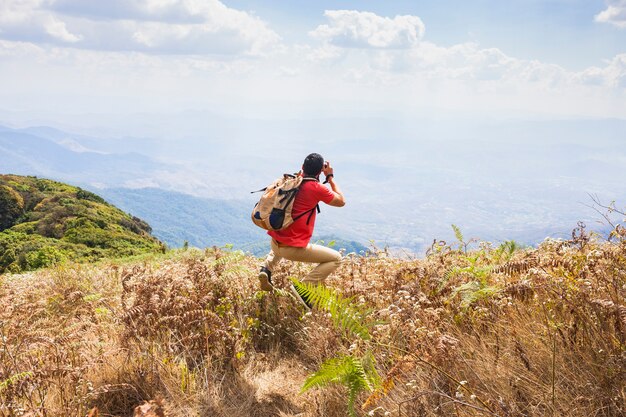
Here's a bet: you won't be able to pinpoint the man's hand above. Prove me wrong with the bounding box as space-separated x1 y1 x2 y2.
323 161 334 177
323 161 345 207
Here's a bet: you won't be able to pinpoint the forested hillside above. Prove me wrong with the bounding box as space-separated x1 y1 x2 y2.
0 175 164 273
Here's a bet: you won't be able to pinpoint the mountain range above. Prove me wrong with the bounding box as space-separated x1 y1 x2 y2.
1 117 624 253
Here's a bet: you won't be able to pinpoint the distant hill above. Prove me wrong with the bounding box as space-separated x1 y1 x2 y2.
0 175 164 273
94 187 259 249
0 125 177 189
93 187 368 256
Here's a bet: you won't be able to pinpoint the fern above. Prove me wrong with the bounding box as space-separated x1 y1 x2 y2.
293 280 382 414
452 224 464 245
452 224 476 254
450 281 501 309
437 266 464 293
292 279 373 340
494 240 519 262
301 353 380 417
438 253 490 293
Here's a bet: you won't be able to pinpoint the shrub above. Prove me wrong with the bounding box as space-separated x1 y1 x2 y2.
0 185 24 231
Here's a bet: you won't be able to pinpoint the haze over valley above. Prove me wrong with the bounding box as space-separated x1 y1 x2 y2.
1 115 623 253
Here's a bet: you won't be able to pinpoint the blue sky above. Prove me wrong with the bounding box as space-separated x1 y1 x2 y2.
0 0 625 122
226 0 625 67
0 1 624 247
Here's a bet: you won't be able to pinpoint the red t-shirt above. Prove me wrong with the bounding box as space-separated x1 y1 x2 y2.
268 179 335 247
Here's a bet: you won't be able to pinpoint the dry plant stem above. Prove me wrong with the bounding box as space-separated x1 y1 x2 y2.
585 193 625 240
551 335 556 415
372 341 500 416
397 390 500 417
588 193 626 217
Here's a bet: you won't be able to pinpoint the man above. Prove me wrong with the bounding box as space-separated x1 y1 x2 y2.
258 153 346 309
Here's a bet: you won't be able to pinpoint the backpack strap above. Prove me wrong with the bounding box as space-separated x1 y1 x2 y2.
293 204 321 225
306 204 321 225
279 188 299 207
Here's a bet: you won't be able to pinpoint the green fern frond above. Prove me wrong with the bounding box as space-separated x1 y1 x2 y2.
450 281 501 309
450 281 481 299
301 353 380 417
301 355 351 392
360 350 381 390
292 279 373 340
495 240 519 262
452 224 464 244
437 266 463 293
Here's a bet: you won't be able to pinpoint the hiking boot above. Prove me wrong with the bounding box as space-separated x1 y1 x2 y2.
290 283 312 310
258 267 273 291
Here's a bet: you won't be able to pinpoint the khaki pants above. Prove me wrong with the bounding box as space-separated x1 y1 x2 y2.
263 239 342 285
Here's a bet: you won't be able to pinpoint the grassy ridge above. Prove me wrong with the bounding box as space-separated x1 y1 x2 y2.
0 227 624 416
0 175 164 273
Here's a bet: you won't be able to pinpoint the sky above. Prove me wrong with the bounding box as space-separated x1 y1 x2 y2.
1 1 625 249
1 0 626 123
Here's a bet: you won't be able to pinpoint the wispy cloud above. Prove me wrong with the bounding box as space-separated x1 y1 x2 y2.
0 0 281 55
595 0 626 29
575 54 626 87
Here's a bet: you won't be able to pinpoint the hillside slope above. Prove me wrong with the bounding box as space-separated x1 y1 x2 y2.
0 174 164 273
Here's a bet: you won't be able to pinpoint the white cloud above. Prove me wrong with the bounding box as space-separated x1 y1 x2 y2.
50 0 221 23
307 11 569 86
0 40 44 58
310 10 425 49
0 6 625 121
595 0 626 28
576 54 626 87
358 40 568 87
303 10 623 93
0 0 81 44
43 15 80 42
0 0 281 55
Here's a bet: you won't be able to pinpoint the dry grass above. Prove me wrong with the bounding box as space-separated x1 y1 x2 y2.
1 231 624 417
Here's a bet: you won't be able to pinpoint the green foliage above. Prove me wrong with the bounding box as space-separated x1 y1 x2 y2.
25 246 68 269
75 188 106 204
438 252 491 294
450 280 501 309
292 279 374 340
301 353 380 417
0 174 163 273
452 223 464 245
451 224 476 254
0 185 25 231
494 240 520 262
292 280 382 415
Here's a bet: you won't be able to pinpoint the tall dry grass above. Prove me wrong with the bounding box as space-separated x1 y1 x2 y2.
0 228 624 417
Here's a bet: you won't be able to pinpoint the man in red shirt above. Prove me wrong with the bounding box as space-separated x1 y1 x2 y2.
258 153 346 309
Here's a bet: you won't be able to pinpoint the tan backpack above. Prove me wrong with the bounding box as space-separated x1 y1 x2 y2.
251 173 320 231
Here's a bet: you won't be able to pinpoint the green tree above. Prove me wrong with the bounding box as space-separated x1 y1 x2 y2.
0 185 24 231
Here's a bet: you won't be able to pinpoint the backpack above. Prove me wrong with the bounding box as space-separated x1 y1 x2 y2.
251 173 320 231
